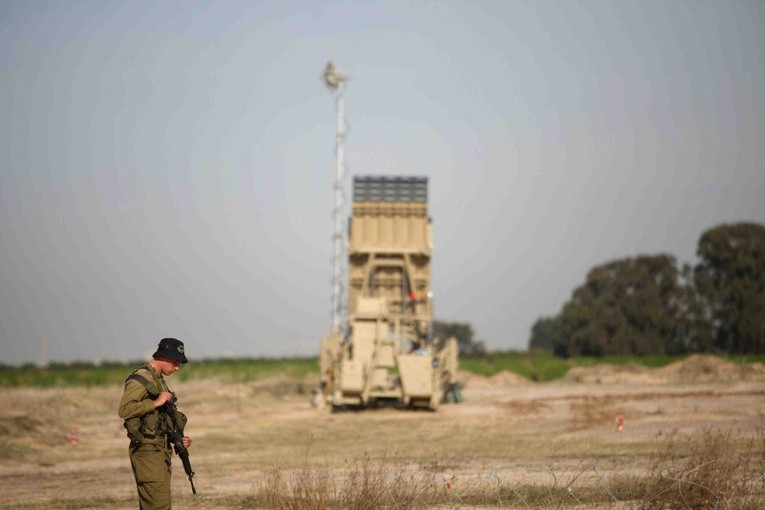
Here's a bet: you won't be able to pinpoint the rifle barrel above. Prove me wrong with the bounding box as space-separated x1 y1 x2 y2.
164 401 197 494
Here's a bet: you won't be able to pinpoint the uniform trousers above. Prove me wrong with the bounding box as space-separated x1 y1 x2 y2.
129 440 173 510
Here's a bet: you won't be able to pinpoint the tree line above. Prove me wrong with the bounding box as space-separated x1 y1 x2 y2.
529 222 765 356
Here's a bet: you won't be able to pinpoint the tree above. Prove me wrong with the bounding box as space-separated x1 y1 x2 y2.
555 254 712 356
528 316 566 355
665 264 715 354
432 320 486 355
694 222 765 354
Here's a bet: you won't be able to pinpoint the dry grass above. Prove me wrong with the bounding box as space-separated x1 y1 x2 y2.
639 426 765 509
253 461 441 509
225 426 765 509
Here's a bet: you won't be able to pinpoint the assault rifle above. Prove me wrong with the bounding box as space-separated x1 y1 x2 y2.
162 397 196 494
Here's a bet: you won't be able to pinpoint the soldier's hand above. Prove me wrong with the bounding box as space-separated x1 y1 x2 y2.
182 436 192 448
154 391 174 408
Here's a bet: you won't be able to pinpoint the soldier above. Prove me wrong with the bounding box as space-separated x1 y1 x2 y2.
119 338 192 510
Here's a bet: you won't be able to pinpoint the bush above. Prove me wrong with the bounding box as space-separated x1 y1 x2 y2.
641 427 765 509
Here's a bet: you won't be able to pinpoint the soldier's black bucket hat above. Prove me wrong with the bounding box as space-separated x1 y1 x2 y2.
152 337 188 364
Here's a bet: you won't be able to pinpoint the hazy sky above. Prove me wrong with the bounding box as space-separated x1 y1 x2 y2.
2 0 763 365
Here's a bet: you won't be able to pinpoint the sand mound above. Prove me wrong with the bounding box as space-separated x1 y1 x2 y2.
562 363 662 385
659 354 765 383
456 370 529 389
455 370 491 389
560 354 765 385
488 370 530 386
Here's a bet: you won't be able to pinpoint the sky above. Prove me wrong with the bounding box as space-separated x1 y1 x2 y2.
1 0 763 366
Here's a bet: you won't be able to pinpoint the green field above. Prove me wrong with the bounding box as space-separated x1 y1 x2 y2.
0 357 318 388
2 351 763 388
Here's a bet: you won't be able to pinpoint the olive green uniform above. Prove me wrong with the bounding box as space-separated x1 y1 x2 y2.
118 363 176 510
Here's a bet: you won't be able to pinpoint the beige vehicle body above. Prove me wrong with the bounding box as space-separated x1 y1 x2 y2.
318 176 459 410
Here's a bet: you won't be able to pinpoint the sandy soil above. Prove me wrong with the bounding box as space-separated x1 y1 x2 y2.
0 355 763 509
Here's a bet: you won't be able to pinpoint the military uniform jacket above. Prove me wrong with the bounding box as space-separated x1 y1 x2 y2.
118 362 173 446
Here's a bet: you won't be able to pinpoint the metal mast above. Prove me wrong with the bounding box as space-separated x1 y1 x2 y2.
323 61 348 334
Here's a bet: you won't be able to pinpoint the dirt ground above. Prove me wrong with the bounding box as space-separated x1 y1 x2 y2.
1 355 763 509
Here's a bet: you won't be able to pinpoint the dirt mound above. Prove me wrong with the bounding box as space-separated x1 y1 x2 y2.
562 363 662 385
454 370 490 389
488 370 529 386
560 355 765 385
456 370 529 389
659 354 765 383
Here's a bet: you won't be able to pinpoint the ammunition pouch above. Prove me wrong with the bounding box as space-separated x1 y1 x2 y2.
124 416 143 441
174 409 188 431
142 410 163 438
123 409 169 444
